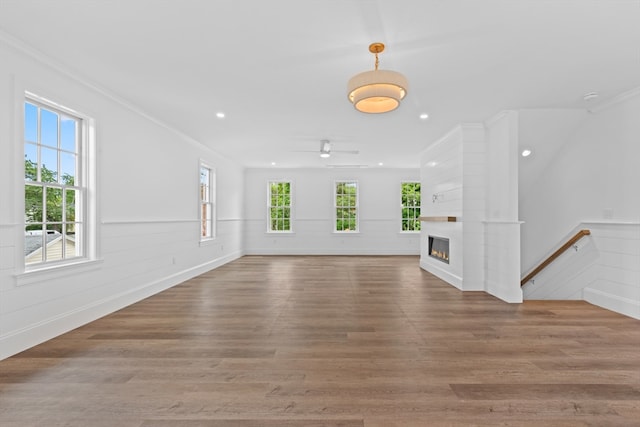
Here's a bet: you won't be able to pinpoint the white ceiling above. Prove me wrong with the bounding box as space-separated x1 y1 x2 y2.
1 0 639 168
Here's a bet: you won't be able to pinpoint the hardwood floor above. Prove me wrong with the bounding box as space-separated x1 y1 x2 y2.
1 255 639 426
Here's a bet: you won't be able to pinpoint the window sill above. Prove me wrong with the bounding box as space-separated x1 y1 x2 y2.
398 231 421 235
15 258 104 287
333 231 361 234
266 231 295 235
199 238 217 247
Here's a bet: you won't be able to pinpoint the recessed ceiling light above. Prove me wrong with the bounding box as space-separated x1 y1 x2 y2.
521 149 532 157
378 162 384 166
271 162 276 166
419 113 429 120
216 112 225 119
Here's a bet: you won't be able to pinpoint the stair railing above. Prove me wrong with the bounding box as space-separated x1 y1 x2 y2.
521 229 591 286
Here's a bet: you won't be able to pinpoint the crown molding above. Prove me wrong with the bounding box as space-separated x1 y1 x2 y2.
484 110 517 127
588 86 640 113
0 30 239 166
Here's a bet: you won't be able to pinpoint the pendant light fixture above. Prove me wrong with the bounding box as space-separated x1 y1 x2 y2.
347 43 408 114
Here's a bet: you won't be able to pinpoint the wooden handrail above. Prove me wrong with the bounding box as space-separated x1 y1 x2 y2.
521 229 591 286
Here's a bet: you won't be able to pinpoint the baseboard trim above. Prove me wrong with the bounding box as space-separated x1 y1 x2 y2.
485 279 523 303
244 249 420 256
0 251 243 360
420 259 463 289
583 287 640 320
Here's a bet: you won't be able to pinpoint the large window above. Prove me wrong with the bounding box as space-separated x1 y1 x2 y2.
335 181 358 232
24 98 89 266
401 181 421 232
268 181 292 232
199 163 215 240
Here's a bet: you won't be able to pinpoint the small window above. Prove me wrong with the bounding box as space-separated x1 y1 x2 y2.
401 181 421 232
335 181 358 232
24 98 91 266
268 181 292 232
199 163 215 240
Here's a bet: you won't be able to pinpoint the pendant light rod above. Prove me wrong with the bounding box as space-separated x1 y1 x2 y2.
369 42 384 71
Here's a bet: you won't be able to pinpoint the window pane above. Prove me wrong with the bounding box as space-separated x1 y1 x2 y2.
40 108 59 148
25 228 44 264
60 116 77 152
65 188 77 222
268 181 291 231
46 187 63 223
25 143 38 181
40 147 58 183
64 225 80 258
25 102 38 142
201 204 210 237
200 168 210 202
66 221 77 236
44 226 63 262
60 151 76 185
25 184 43 223
201 218 208 237
24 99 89 266
401 182 421 231
335 182 358 232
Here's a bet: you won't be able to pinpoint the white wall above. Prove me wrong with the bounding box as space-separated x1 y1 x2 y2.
420 120 522 302
0 37 244 359
519 90 640 318
243 168 421 255
418 125 468 289
484 112 522 303
461 124 487 292
519 93 640 270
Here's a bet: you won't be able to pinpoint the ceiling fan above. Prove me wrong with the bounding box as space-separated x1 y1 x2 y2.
294 139 359 158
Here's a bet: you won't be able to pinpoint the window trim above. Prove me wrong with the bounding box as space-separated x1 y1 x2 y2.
22 92 97 273
334 180 359 233
400 180 421 233
198 160 216 242
267 180 293 233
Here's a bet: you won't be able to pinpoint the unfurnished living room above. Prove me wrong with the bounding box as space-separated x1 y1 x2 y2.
0 1 639 426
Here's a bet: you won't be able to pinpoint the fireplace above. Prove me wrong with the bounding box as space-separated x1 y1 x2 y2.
428 235 449 264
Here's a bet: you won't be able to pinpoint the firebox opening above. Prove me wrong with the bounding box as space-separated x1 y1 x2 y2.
428 235 449 264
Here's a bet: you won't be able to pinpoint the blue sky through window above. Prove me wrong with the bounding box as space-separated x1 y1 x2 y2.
24 101 78 184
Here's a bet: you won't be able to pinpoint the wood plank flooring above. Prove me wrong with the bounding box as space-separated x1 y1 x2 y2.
1 255 639 426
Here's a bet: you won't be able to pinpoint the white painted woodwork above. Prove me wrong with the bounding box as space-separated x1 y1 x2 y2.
519 90 640 318
419 125 489 293
522 222 639 319
0 39 244 360
484 111 523 302
1 13 639 362
243 168 421 255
